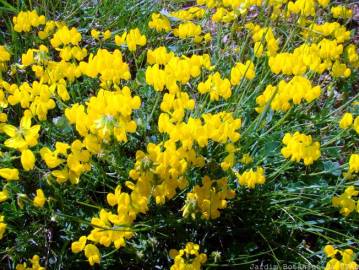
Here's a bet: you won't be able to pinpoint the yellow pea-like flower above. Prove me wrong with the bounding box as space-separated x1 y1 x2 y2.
21 149 36 171
0 215 6 239
0 168 19 181
33 189 46 208
71 236 87 253
84 244 101 266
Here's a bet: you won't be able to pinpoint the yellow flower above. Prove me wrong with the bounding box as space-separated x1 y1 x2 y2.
198 72 232 101
236 167 265 189
182 176 235 220
13 10 46 32
230 60 255 85
91 29 100 40
79 49 131 84
0 168 19 181
348 154 359 174
339 112 353 129
148 13 171 32
21 149 36 171
126 28 147 52
170 242 207 270
332 186 358 216
16 255 45 270
2 113 40 150
29 255 45 270
50 26 82 48
40 147 64 169
324 245 357 270
173 21 202 40
33 189 46 208
114 32 127 46
0 215 6 239
147 47 174 65
281 132 321 165
71 236 87 253
354 116 359 134
256 76 321 113
324 245 338 258
0 46 11 62
84 244 101 266
317 0 329 7
0 188 9 202
240 153 253 165
103 30 112 40
331 6 353 19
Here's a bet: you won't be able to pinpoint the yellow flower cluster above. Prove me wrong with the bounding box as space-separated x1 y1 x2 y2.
65 87 140 143
72 237 101 265
222 0 262 10
324 245 357 270
198 72 232 101
40 140 92 184
50 26 82 48
170 7 205 21
79 49 131 84
146 49 211 92
256 76 321 113
148 13 171 32
173 22 202 41
230 60 256 85
0 215 6 239
160 92 195 122
15 255 45 270
246 23 279 57
72 139 205 258
197 0 287 20
332 186 359 217
72 238 102 265
269 39 350 77
287 0 327 17
2 1 357 267
128 142 204 206
305 22 351 43
57 46 88 62
115 28 147 52
212 7 237 23
3 80 59 120
71 209 132 264
13 10 46 32
182 176 236 220
159 112 241 148
169 242 207 270
221 143 236 170
37 20 61 40
21 45 48 67
281 132 321 165
331 6 353 19
149 10 211 43
147 46 175 65
339 112 359 133
235 167 266 189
